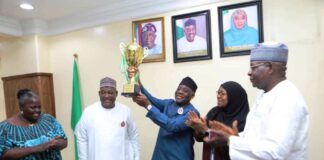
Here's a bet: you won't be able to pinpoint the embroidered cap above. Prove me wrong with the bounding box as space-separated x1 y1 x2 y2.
179 76 197 92
142 23 156 33
250 42 288 62
100 77 116 89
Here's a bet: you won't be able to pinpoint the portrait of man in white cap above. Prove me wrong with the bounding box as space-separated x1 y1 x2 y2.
74 77 140 160
141 22 162 55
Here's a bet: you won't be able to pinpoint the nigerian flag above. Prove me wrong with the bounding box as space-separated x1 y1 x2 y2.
176 20 185 40
71 59 82 160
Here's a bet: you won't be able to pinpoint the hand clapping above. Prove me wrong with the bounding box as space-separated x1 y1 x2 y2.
209 120 238 136
185 111 208 133
203 120 239 147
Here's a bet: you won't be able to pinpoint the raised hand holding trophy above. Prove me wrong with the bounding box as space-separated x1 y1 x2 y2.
120 39 148 97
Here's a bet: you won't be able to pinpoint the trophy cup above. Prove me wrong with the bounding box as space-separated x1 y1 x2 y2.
120 39 148 97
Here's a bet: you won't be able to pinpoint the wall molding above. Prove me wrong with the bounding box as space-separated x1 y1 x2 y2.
0 0 223 36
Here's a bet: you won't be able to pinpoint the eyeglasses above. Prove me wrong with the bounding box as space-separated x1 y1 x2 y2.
250 62 269 71
217 90 226 96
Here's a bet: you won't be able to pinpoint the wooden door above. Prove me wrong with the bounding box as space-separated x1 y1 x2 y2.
2 73 56 118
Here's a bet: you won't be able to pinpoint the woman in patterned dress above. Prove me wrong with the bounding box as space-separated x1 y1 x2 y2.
0 89 67 160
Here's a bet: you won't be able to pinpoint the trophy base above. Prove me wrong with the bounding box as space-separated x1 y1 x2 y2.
121 84 140 97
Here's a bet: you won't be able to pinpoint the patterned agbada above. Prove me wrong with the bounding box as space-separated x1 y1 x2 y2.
0 114 67 160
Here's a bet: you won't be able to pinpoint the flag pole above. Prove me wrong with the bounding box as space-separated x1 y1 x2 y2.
71 53 82 160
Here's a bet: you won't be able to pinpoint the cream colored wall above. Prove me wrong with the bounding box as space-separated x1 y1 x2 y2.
0 0 324 159
36 35 51 72
0 35 51 118
0 36 39 77
0 36 41 119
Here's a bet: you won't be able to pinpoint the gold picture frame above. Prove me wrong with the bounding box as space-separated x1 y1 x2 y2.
132 17 165 63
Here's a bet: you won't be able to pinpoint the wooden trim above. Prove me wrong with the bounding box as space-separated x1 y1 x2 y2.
2 72 53 81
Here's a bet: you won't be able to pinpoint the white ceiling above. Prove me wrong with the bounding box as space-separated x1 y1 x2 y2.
0 0 222 36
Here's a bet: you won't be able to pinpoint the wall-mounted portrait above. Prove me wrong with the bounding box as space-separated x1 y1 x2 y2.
172 10 212 63
132 17 165 63
218 1 263 57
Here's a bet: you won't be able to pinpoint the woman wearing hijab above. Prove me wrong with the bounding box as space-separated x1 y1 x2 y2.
224 9 258 50
186 81 249 160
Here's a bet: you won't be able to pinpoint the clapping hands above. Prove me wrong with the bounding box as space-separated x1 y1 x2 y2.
203 120 239 147
209 120 238 136
186 111 240 147
185 111 208 133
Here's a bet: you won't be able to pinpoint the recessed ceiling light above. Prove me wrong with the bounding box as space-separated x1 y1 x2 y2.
20 3 34 10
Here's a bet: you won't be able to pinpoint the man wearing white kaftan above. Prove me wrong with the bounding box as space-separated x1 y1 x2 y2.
229 80 309 159
201 42 309 160
75 77 140 160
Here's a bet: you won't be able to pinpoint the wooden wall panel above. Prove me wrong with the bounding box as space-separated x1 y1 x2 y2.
2 73 56 118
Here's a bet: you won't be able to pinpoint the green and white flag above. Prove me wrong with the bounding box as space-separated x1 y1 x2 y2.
176 20 185 40
71 59 82 160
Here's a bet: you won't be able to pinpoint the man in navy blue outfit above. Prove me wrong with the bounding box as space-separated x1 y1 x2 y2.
133 76 200 160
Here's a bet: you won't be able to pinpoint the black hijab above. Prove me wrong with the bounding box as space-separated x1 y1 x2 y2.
206 81 249 131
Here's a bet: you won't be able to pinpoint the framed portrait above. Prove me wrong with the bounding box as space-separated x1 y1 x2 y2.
171 10 212 63
132 17 165 63
218 1 263 57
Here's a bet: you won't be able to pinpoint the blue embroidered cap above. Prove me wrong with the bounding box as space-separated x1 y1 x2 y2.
250 42 288 62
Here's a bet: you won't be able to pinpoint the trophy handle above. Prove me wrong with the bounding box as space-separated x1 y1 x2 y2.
119 42 129 82
120 42 126 55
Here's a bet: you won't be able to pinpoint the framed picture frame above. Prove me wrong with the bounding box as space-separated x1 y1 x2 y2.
132 17 165 63
171 10 212 63
218 0 263 57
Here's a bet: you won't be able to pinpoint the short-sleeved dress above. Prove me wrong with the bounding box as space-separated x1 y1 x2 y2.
0 114 67 160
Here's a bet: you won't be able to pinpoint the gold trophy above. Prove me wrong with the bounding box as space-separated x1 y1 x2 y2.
120 39 148 97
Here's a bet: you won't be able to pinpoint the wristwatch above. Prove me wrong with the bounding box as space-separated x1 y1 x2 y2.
146 105 152 111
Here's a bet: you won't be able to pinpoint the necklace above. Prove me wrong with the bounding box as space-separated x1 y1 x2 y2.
19 113 35 126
